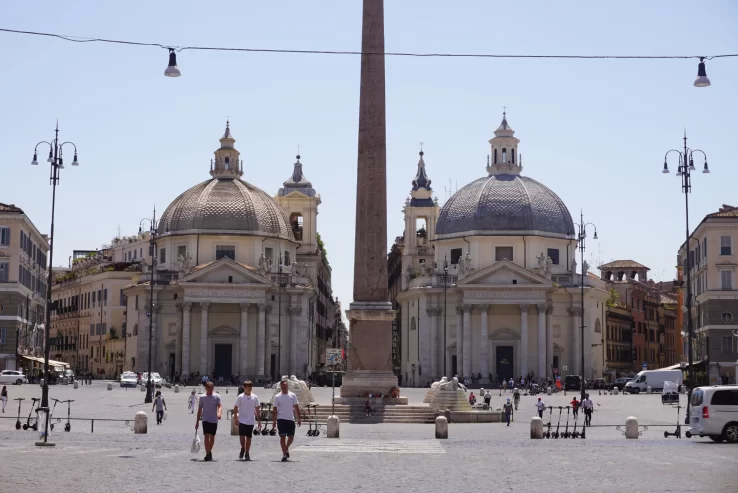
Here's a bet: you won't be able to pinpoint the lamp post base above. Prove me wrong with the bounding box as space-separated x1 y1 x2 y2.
35 442 56 447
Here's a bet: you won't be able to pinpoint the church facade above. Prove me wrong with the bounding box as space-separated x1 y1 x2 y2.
391 114 608 387
122 123 334 383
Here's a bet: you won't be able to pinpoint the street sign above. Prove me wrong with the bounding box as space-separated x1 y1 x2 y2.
642 361 648 369
562 365 568 372
325 348 342 366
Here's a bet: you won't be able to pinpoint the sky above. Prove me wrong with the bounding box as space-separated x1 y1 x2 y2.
1 1 737 318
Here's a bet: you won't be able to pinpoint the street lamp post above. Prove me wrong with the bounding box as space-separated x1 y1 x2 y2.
276 253 289 381
576 211 598 403
662 133 709 423
31 122 80 446
139 209 159 404
439 255 451 377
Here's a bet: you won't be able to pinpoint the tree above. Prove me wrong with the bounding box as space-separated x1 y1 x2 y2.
606 288 620 307
316 232 328 260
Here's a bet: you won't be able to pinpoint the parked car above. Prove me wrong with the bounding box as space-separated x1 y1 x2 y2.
120 372 138 388
0 370 27 385
592 378 607 389
687 385 738 443
611 378 631 391
625 370 683 394
141 372 163 387
564 375 582 391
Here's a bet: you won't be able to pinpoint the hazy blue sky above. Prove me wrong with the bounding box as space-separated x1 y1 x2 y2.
2 1 737 316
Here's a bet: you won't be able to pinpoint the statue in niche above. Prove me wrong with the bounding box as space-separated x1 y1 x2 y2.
432 260 438 272
177 252 193 275
544 256 553 274
140 257 148 272
570 258 577 273
266 255 273 272
291 259 298 273
536 252 546 271
258 253 266 273
463 252 472 272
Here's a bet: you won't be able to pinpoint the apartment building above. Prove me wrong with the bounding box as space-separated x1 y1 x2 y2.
0 203 48 371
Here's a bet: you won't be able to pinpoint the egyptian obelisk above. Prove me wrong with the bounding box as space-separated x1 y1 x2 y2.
341 0 398 398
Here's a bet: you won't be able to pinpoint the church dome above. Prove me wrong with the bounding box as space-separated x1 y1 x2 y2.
157 123 294 240
435 113 574 239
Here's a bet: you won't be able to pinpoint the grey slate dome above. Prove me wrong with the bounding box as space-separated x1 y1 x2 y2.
157 122 294 240
436 173 574 239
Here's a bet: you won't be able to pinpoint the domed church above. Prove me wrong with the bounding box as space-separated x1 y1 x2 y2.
391 114 608 387
122 123 333 383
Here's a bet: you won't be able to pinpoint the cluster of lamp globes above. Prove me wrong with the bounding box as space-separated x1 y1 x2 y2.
162 49 713 87
31 149 79 168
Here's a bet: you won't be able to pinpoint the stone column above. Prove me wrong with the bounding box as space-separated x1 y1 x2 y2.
537 304 547 379
427 307 438 379
546 305 554 379
265 305 273 379
256 304 266 378
239 303 250 377
181 303 191 376
289 306 302 376
479 304 490 381
199 302 210 376
570 307 582 375
520 304 529 377
455 305 464 377
175 303 183 375
462 304 472 378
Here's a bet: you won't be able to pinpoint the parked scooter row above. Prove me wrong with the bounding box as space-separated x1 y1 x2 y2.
547 406 586 439
13 397 74 432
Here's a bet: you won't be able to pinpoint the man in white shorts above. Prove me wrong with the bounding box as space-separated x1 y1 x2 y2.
233 380 261 461
272 379 301 462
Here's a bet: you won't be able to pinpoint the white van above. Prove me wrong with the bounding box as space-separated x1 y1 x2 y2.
624 370 683 394
687 385 738 443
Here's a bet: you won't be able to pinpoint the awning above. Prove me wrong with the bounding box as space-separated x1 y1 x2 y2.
21 355 70 369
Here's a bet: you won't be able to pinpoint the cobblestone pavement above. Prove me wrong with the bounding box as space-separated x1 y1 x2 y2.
0 383 736 492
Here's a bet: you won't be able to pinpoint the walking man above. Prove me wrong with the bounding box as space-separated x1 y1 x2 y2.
272 379 301 462
582 393 594 426
152 391 167 424
188 390 198 414
503 398 513 426
195 381 222 461
536 397 546 418
233 380 260 461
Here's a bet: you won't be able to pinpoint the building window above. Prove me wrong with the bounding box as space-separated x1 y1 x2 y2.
284 251 291 266
721 235 732 255
135 295 139 310
495 246 514 262
0 260 8 282
216 245 235 260
90 324 94 336
547 248 560 265
159 248 166 264
721 312 733 324
177 245 186 259
0 227 9 246
265 247 273 261
703 237 707 259
0 328 5 344
450 248 462 265
721 270 733 290
722 337 735 354
410 317 416 331
104 289 108 306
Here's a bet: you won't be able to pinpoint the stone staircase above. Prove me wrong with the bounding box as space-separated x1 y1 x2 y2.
430 390 472 412
305 403 437 424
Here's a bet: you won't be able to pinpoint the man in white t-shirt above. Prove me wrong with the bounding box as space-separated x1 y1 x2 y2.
536 397 546 418
233 380 261 461
272 379 301 462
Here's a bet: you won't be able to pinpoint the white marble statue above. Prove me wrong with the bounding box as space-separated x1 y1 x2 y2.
140 257 148 272
570 258 577 273
266 256 273 272
463 252 472 272
431 377 448 390
438 376 460 391
544 256 553 274
536 252 546 271
582 260 590 276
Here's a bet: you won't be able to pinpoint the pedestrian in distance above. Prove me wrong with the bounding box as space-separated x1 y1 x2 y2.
273 379 301 462
582 393 594 426
483 389 492 406
508 378 514 392
233 380 260 461
536 397 546 418
570 397 580 419
195 381 222 461
513 387 521 410
152 391 167 424
1 385 7 413
503 398 513 426
188 390 198 414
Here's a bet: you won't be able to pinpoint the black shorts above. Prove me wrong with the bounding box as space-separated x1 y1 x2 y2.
202 421 218 436
277 419 296 437
239 423 254 438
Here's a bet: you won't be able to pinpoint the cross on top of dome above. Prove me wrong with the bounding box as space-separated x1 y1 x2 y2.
210 120 243 179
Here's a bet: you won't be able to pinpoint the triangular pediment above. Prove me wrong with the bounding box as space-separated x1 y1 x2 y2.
489 328 520 340
209 326 238 337
458 259 551 286
177 257 271 285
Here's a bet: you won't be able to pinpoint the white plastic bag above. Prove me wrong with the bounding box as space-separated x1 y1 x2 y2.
163 410 168 421
190 431 201 453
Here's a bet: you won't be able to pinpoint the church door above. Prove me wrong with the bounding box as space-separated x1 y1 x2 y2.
213 344 232 380
496 346 514 382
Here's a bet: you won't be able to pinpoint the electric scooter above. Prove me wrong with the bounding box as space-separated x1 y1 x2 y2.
561 406 571 438
552 406 563 438
49 398 61 431
571 413 580 438
14 398 25 430
63 399 74 432
22 398 40 431
543 406 554 438
306 404 316 436
664 405 682 439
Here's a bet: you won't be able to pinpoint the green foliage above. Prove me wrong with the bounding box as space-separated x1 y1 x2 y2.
606 288 620 307
317 232 328 260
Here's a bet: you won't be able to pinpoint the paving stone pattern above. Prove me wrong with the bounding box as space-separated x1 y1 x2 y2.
0 383 736 492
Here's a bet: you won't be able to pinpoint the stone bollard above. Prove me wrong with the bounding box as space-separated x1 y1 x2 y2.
444 409 451 423
482 403 489 410
530 417 544 439
646 386 652 394
140 384 146 392
174 385 180 394
231 418 239 436
625 416 639 439
680 385 687 394
134 411 148 434
547 386 552 396
613 387 619 395
435 416 448 439
107 382 113 391
327 415 340 438
73 380 79 389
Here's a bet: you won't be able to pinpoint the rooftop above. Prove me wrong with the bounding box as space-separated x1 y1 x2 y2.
598 260 650 270
0 202 24 213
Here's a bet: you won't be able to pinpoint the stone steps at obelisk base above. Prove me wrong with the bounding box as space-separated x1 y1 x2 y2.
303 404 437 424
